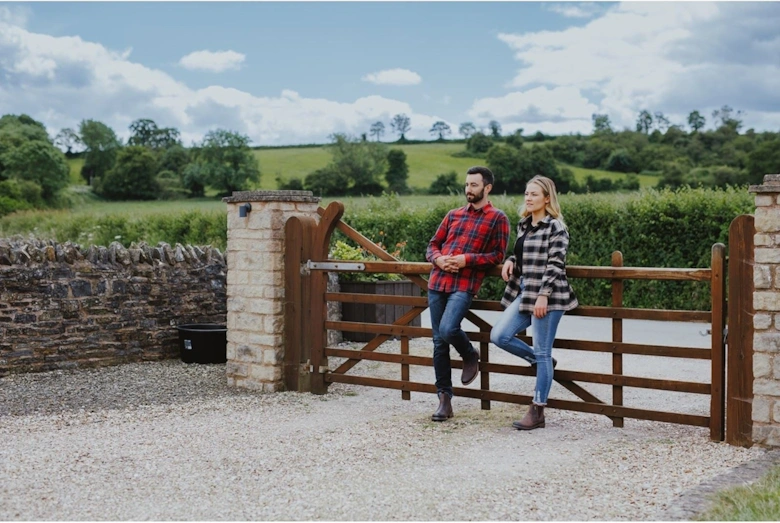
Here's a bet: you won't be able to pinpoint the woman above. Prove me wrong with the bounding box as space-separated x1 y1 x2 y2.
489 175 578 430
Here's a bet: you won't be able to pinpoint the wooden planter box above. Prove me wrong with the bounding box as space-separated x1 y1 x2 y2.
339 280 422 342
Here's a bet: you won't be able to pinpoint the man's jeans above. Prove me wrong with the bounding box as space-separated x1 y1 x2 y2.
489 295 564 405
428 289 475 398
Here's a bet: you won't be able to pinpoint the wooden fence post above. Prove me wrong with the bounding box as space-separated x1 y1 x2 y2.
726 214 755 447
612 251 624 428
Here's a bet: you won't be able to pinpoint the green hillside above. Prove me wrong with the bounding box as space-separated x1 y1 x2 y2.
66 141 658 192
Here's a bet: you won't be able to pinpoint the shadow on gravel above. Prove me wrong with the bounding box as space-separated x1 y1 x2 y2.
0 360 257 417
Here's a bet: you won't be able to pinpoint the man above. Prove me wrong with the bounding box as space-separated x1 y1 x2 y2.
425 166 509 421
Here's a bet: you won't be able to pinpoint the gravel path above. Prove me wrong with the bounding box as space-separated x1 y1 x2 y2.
0 337 771 521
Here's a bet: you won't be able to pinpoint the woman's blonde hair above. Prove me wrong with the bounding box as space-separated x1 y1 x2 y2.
519 175 566 228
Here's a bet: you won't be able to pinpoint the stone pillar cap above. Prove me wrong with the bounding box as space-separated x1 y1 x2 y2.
223 190 321 203
749 174 780 194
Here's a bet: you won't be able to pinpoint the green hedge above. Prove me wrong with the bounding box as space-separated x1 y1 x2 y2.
339 188 753 310
0 210 227 250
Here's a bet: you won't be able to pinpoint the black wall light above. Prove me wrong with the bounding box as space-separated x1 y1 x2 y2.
239 203 252 218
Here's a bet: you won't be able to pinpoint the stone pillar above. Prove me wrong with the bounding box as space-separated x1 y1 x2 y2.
749 174 780 446
223 190 320 391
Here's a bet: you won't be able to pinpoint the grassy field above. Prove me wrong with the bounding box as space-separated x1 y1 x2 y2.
255 142 487 190
255 142 658 190
64 141 659 193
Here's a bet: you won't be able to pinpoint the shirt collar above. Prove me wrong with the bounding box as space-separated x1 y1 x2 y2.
466 201 493 214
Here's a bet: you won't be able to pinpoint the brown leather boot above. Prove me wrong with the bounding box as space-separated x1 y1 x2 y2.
512 404 545 430
461 348 480 385
431 392 454 422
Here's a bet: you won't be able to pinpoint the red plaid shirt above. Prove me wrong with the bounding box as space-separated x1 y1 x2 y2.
426 201 509 295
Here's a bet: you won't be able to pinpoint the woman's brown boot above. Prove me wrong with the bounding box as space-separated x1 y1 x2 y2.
512 404 545 430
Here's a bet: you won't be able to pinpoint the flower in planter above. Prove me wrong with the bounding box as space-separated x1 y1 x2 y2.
329 240 405 283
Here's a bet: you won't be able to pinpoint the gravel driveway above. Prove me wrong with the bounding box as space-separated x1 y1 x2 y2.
0 328 771 520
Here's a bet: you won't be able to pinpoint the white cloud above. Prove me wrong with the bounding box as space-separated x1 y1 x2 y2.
0 5 30 27
475 2 780 133
546 2 600 19
0 19 443 145
469 86 597 135
362 68 422 86
178 50 245 73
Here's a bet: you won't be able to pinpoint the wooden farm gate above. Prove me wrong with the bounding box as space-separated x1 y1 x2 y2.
285 202 733 441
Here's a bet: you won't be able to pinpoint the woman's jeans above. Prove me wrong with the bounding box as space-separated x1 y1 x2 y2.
428 289 475 398
490 295 564 405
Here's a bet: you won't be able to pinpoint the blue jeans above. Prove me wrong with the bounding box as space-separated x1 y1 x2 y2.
428 289 475 397
489 295 564 405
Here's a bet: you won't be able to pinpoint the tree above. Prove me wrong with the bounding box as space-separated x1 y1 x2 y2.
605 148 635 173
687 110 706 132
653 112 671 132
78 119 121 185
591 113 612 134
428 171 462 195
2 140 70 202
458 122 477 139
429 121 451 141
53 128 82 155
466 132 493 154
327 134 388 195
636 110 653 134
385 149 409 194
712 105 743 132
94 146 160 200
505 129 524 149
158 144 190 177
128 118 181 149
390 114 411 141
192 129 260 195
746 139 780 185
488 120 502 139
369 121 385 142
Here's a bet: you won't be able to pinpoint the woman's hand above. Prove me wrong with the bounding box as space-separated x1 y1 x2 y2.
501 260 514 282
534 295 548 319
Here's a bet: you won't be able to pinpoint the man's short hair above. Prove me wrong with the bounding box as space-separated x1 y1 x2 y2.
466 166 495 186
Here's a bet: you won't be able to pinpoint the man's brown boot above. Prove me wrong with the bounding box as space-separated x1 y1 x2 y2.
431 392 454 422
461 348 480 385
512 404 545 430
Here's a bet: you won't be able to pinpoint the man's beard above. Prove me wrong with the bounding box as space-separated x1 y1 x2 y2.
466 188 485 204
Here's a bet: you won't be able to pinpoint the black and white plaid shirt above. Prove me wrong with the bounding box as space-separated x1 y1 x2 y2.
500 214 578 313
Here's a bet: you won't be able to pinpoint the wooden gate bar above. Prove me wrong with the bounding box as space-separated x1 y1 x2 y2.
325 373 710 427
326 291 712 322
612 251 625 427
726 214 754 447
325 348 710 394
710 243 727 441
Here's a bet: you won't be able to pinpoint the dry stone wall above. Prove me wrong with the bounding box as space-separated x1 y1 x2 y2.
0 237 227 376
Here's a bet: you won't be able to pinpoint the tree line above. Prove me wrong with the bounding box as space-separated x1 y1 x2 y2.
2 103 779 215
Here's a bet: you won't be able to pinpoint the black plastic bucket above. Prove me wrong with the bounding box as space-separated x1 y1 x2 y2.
176 324 227 364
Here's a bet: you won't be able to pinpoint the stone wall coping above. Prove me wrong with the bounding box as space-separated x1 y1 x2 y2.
222 190 321 204
0 237 225 267
750 174 780 194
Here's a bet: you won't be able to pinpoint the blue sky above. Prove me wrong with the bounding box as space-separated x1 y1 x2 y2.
1 2 779 146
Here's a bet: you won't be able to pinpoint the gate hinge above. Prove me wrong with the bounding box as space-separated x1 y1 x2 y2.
306 359 328 374
723 326 728 346
300 263 311 276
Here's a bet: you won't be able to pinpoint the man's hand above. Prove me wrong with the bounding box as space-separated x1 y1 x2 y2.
534 295 548 319
435 255 462 273
501 260 514 282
